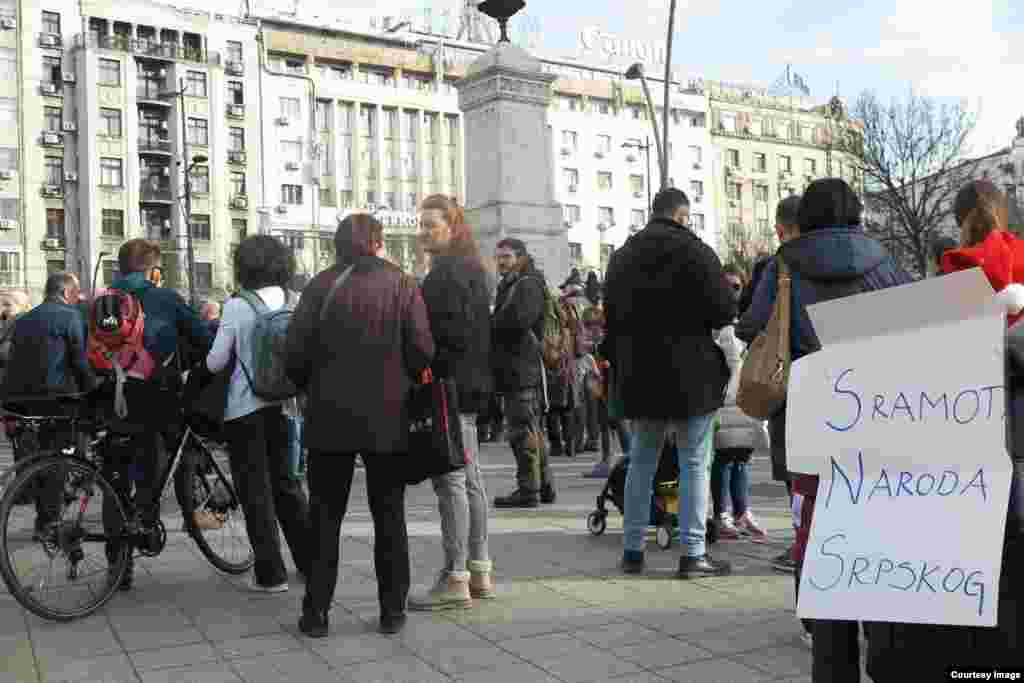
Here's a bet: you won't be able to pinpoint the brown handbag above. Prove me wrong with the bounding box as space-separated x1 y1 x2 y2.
736 257 792 419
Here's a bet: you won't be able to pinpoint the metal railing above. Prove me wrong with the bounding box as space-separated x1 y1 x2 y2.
140 185 173 201
138 137 172 153
77 33 218 65
137 82 169 101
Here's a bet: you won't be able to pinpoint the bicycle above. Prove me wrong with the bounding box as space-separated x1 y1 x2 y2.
0 391 254 621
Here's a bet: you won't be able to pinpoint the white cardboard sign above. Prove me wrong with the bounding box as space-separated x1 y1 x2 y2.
787 268 1011 626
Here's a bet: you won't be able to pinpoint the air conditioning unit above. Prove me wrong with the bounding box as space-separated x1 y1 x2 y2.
41 132 62 145
62 122 76 133
43 238 61 249
594 151 605 159
231 196 248 209
226 61 244 75
42 185 62 196
625 154 637 163
285 161 300 170
228 151 246 164
276 116 290 126
568 184 577 193
0 17 15 30
40 82 58 96
39 33 59 47
560 146 571 156
632 191 643 199
275 205 288 214
0 170 13 181
0 219 12 230
64 171 77 182
228 104 244 117
62 72 75 84
692 163 702 170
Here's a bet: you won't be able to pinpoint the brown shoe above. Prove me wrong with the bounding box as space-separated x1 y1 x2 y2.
467 560 496 600
408 571 473 611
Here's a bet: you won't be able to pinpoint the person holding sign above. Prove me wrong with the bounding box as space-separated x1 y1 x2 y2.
737 178 911 680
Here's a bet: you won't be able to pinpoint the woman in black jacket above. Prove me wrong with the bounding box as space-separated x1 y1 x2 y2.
408 195 497 610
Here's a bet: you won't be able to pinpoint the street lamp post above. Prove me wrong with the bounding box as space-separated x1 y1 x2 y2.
662 0 677 192
622 137 653 214
625 63 665 190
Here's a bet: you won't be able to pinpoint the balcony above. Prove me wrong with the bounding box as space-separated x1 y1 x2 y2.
138 137 172 155
77 33 217 65
137 81 171 104
140 183 173 203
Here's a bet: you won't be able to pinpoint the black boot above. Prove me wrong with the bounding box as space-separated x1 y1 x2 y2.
299 609 329 638
677 554 732 579
494 488 539 508
540 483 557 505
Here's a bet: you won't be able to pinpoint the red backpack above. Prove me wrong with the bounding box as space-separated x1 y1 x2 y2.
87 289 157 417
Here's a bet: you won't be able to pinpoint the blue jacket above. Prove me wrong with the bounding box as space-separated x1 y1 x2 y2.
736 227 913 358
109 273 212 368
3 300 95 397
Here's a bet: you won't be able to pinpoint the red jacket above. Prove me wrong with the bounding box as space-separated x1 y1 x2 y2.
942 230 1024 327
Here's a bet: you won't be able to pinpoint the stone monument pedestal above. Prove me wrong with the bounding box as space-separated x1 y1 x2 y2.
457 43 568 286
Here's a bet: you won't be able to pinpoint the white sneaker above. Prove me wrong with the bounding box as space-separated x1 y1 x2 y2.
716 512 740 540
247 577 289 594
736 510 768 542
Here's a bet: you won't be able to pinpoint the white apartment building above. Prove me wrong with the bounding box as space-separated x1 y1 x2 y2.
0 0 260 301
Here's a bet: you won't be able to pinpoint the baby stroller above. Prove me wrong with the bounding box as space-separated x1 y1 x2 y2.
586 436 719 549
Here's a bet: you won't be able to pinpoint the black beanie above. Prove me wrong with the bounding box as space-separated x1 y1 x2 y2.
798 178 863 232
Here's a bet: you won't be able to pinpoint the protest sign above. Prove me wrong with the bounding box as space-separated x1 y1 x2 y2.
787 268 1011 626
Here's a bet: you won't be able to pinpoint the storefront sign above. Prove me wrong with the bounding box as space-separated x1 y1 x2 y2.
578 26 666 67
338 207 419 228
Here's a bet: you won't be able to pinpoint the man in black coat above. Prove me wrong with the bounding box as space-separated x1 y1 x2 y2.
490 238 554 508
602 188 736 578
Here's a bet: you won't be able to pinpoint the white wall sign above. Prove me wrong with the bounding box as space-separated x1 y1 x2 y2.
338 207 419 228
577 26 666 67
786 268 1011 626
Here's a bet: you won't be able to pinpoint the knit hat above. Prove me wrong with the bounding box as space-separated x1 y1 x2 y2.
941 229 1024 327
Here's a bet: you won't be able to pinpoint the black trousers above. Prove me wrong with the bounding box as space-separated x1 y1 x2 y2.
224 406 311 587
303 451 409 619
546 408 574 456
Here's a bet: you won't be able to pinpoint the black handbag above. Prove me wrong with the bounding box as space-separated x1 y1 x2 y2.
184 355 235 440
404 373 466 485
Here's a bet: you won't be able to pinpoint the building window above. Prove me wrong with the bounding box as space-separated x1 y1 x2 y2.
596 135 612 155
226 40 242 64
186 118 208 146
102 209 124 237
630 209 645 228
727 149 740 168
231 218 247 242
446 116 458 146
283 234 304 251
805 158 817 175
42 55 61 83
98 59 120 86
46 209 64 240
229 171 245 197
0 147 15 172
340 190 354 208
629 174 644 194
0 198 17 220
280 97 300 120
690 180 703 199
726 182 741 201
41 10 60 35
228 127 245 152
44 156 62 185
281 140 302 164
184 71 207 97
194 263 212 290
101 260 118 287
423 113 436 143
227 81 244 105
569 242 582 265
563 204 581 224
564 168 579 188
754 153 767 172
0 252 20 286
46 259 66 275
43 106 62 132
689 145 702 165
754 184 769 202
720 111 736 132
561 130 577 150
190 214 211 240
383 108 398 139
319 146 332 176
779 155 792 173
595 99 612 115
317 99 332 131
598 207 614 226
597 172 612 191
0 98 14 128
191 166 209 193
281 184 303 205
99 108 121 137
692 214 705 232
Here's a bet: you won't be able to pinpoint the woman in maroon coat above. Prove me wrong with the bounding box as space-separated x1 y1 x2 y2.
285 213 435 638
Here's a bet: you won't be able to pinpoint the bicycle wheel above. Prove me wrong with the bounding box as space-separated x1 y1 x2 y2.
0 457 131 621
174 439 253 574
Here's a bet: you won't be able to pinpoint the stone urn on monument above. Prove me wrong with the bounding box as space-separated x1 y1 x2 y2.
456 0 569 285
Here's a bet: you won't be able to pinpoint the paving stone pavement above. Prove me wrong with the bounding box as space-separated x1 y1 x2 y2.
0 441 819 683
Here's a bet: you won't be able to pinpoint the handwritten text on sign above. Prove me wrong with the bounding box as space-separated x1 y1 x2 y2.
789 272 1010 627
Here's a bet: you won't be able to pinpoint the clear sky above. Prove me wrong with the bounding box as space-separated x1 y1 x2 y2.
201 0 1024 156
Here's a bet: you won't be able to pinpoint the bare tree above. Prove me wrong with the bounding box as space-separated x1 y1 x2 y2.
838 90 978 277
720 222 776 280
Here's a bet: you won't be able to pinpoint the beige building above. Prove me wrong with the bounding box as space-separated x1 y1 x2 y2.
707 81 861 257
0 0 260 302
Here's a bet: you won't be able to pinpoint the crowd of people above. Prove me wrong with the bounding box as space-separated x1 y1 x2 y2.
2 176 1023 679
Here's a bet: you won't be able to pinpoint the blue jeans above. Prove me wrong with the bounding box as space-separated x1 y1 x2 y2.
623 414 715 558
711 450 750 518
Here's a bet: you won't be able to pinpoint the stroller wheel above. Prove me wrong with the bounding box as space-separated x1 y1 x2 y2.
587 511 607 536
656 524 673 550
